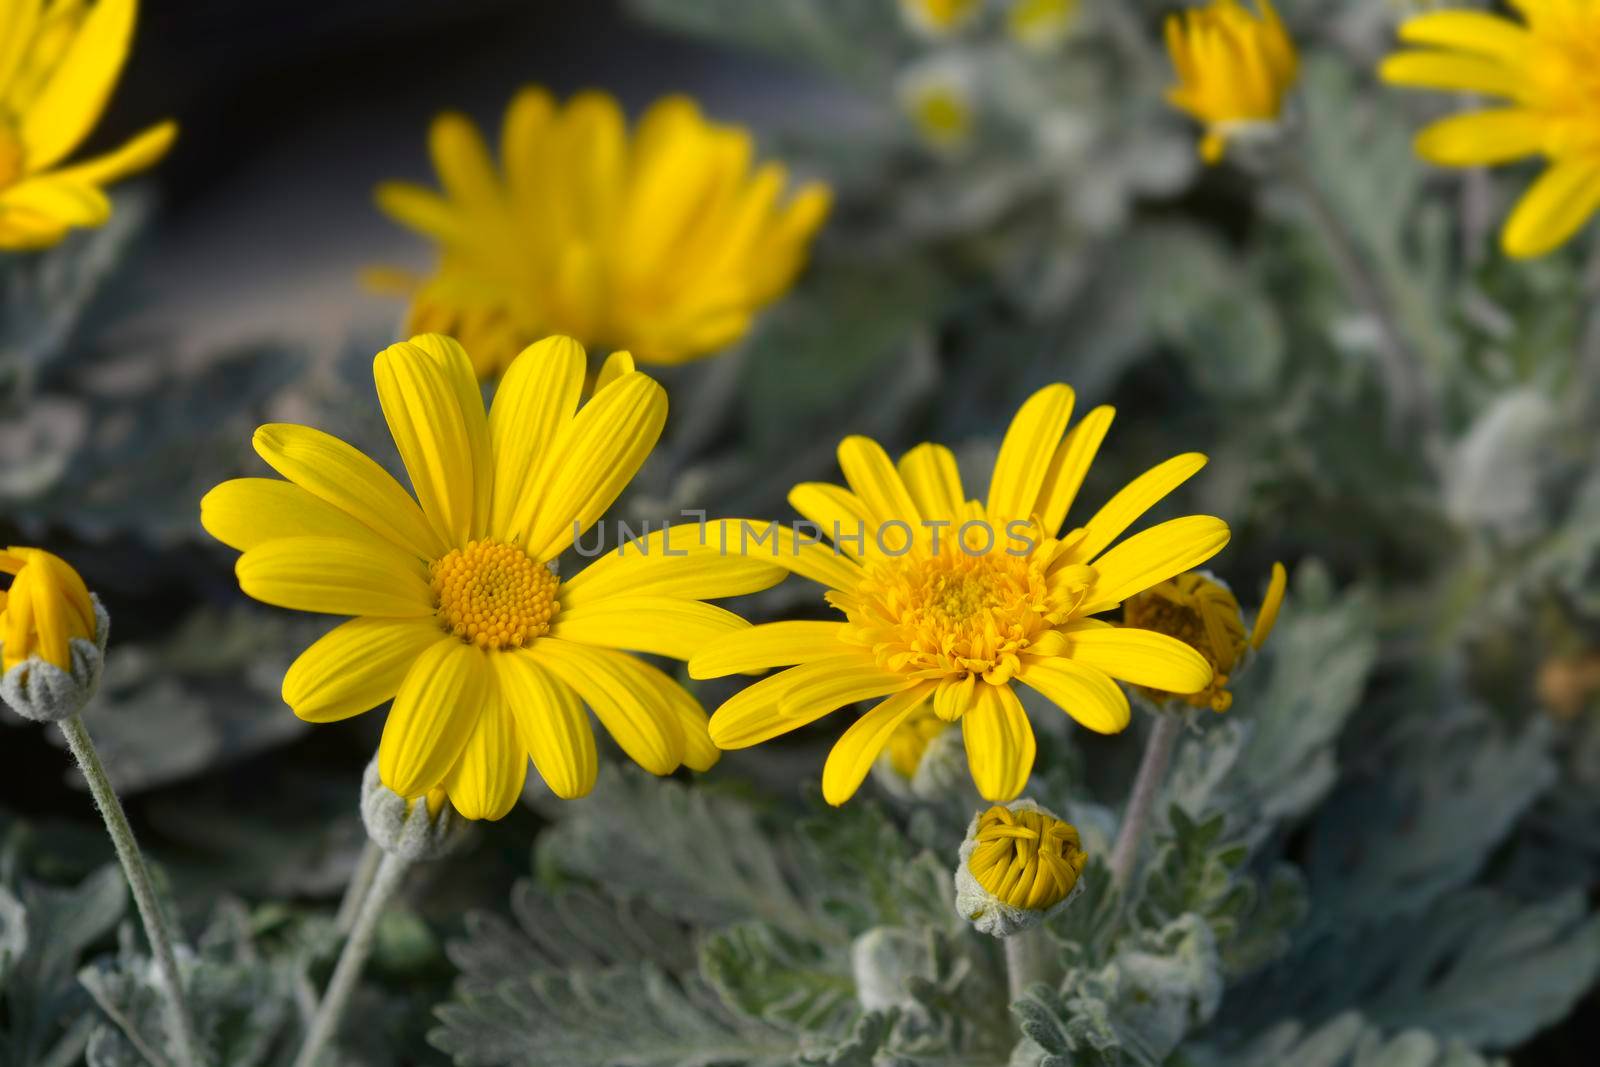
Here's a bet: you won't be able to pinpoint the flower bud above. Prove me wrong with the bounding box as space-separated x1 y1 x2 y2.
1164 0 1299 165
0 547 110 724
954 800 1087 937
1121 563 1286 713
359 757 466 862
872 706 968 801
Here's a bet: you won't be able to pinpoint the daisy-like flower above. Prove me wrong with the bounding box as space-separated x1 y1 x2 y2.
1164 0 1298 164
897 55 978 154
373 89 832 379
899 0 984 38
690 384 1230 805
1380 2 1600 258
202 334 785 820
0 0 176 249
1121 561 1286 712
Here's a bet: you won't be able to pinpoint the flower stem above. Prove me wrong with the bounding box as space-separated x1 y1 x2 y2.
295 851 408 1067
1004 925 1052 1002
334 839 383 935
1108 714 1182 889
58 714 206 1067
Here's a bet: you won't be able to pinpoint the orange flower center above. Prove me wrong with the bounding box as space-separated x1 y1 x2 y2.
430 540 558 649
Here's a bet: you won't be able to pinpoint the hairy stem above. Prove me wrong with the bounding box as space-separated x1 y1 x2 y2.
295 851 409 1067
1109 714 1183 889
59 715 207 1067
334 838 383 935
1004 925 1053 1002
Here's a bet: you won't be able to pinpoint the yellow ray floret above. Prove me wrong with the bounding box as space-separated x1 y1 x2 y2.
1164 0 1298 164
1381 1 1600 257
0 0 176 249
202 333 785 820
690 383 1231 806
0 546 97 672
374 89 832 379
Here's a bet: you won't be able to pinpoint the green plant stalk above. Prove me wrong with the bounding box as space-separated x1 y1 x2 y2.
59 714 207 1067
294 850 409 1067
334 839 383 935
1108 714 1183 889
1004 925 1053 1002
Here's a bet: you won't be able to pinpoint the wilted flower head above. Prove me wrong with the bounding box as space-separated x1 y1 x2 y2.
1121 562 1286 712
0 0 177 249
375 89 831 378
1380 1 1600 257
955 800 1087 936
899 0 983 38
897 56 978 154
0 547 109 722
1164 0 1298 164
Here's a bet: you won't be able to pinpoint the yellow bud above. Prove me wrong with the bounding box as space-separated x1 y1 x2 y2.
966 803 1087 912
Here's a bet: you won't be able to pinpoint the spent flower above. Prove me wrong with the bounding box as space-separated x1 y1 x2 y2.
691 383 1230 805
1164 0 1298 164
375 89 831 378
203 334 784 819
1381 1 1600 257
1121 561 1286 712
897 55 978 154
0 0 176 249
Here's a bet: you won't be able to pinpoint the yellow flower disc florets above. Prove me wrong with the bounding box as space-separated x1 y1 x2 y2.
967 804 1088 912
1123 572 1245 712
429 540 558 650
833 547 1092 687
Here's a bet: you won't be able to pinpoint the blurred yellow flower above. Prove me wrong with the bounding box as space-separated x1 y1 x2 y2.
1007 0 1080 51
0 546 95 672
1121 561 1286 712
883 704 951 779
1381 2 1600 258
897 57 977 153
691 384 1230 805
0 0 175 249
203 334 785 820
966 803 1087 912
899 0 983 37
1164 0 1298 164
375 90 831 379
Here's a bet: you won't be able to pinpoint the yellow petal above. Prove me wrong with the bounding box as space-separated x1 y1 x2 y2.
688 620 848 679
559 519 785 607
1414 109 1544 167
961 683 1035 802
0 1 42 103
45 119 175 188
18 0 134 169
549 597 749 661
1377 50 1523 99
0 178 109 226
526 638 685 775
1080 515 1230 615
1250 561 1288 650
1502 157 1600 259
443 693 527 821
765 526 863 593
594 350 636 391
380 640 487 796
236 536 433 618
283 618 447 723
897 443 966 526
789 482 877 558
708 655 899 748
1075 453 1207 563
820 684 934 806
777 660 912 719
1037 405 1114 535
489 335 586 536
623 657 721 772
493 649 597 800
1017 658 1130 734
201 478 392 553
1065 625 1212 693
253 423 443 560
373 338 485 546
837 435 921 528
375 181 461 242
933 672 978 722
1397 10 1531 63
522 372 667 562
987 384 1075 524
430 110 503 212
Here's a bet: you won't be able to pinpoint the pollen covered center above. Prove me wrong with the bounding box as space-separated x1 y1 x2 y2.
834 547 1091 683
430 540 558 650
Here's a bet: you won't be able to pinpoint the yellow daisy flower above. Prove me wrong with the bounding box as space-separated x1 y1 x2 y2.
1120 561 1286 712
0 546 96 671
374 89 832 379
1380 2 1600 258
1164 0 1299 164
0 0 176 250
899 0 984 38
690 384 1231 805
202 333 785 820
